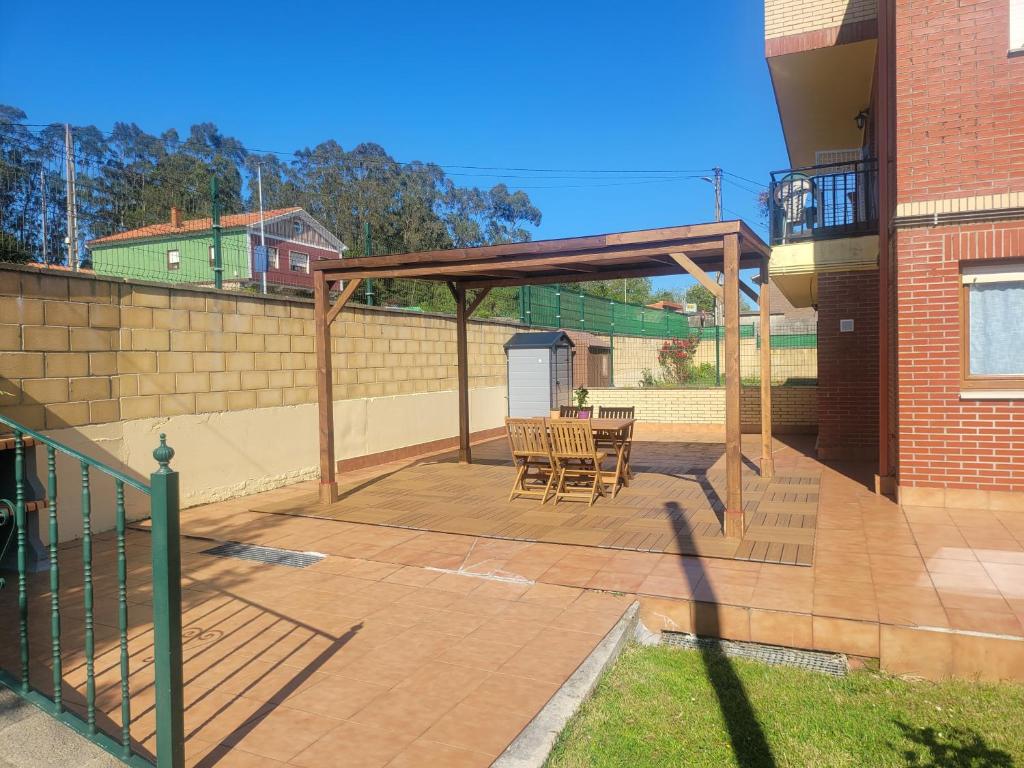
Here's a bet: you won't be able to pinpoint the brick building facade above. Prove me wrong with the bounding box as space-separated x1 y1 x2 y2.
765 0 1024 505
892 0 1024 498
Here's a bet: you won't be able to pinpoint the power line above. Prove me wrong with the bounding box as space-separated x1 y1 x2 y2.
722 170 766 188
722 178 766 198
5 122 716 178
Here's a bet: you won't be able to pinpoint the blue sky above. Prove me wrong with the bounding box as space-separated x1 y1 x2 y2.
1 0 786 294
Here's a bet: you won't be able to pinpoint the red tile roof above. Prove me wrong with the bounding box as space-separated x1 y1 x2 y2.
23 262 94 273
87 207 302 247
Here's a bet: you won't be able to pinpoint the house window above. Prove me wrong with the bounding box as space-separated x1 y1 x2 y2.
268 246 279 269
167 249 180 271
961 261 1024 394
289 251 310 273
293 219 304 236
1012 0 1024 51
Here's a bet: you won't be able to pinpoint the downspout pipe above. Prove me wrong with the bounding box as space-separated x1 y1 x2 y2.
876 0 896 496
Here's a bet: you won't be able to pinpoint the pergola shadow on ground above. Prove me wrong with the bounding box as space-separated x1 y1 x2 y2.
312 221 774 540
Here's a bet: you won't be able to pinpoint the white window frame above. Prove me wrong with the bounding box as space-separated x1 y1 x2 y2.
268 246 279 269
167 249 180 271
1012 0 1024 52
289 250 310 274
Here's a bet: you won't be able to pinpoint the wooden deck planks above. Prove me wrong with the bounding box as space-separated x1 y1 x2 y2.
249 438 820 566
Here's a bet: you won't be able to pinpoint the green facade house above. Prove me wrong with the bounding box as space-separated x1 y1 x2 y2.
87 207 345 288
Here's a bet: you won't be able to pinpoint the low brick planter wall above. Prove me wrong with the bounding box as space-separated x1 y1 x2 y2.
584 386 818 433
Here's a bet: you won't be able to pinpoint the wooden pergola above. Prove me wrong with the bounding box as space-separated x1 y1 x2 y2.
311 220 774 538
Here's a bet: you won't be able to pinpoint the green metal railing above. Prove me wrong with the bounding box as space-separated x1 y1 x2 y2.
0 415 184 768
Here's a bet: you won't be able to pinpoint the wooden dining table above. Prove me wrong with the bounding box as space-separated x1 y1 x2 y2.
548 417 634 497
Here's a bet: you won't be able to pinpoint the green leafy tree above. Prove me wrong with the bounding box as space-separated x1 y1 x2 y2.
0 105 545 297
577 278 656 305
685 284 717 313
0 231 32 263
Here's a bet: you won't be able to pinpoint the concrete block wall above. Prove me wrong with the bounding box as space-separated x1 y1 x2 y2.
0 266 518 432
0 266 519 520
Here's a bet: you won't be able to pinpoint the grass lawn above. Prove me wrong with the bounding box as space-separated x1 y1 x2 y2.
547 644 1024 768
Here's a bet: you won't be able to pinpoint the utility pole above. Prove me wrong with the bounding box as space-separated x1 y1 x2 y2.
363 222 374 306
712 166 723 222
712 168 724 332
257 163 267 294
210 176 223 289
40 170 47 263
64 125 78 270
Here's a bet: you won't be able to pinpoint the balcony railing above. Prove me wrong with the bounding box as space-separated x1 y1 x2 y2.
768 158 878 246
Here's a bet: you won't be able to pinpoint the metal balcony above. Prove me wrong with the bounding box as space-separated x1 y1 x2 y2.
769 158 878 246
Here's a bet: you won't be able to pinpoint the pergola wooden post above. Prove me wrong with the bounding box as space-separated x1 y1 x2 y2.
759 255 775 479
454 284 471 464
310 222 769 532
314 275 362 504
723 233 744 538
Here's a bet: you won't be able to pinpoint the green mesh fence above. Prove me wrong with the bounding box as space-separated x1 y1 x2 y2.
520 284 702 337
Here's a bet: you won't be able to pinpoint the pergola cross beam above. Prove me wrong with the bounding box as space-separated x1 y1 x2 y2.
669 252 722 300
739 280 759 304
326 278 363 326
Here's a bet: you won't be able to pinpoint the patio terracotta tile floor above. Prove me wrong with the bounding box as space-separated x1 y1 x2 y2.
0 524 632 767
3 426 1024 765
211 427 1024 665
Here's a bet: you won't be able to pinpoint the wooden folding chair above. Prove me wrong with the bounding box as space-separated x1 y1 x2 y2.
596 405 636 490
597 406 636 420
559 405 592 418
548 419 609 507
505 418 556 503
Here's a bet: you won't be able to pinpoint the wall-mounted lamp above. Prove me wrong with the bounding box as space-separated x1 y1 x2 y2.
854 109 871 131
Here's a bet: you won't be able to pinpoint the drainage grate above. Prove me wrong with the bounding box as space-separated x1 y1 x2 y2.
200 542 325 569
661 632 847 676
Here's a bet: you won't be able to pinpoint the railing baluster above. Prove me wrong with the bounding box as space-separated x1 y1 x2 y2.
150 435 185 768
0 415 177 767
81 461 96 734
115 479 132 759
15 432 29 693
47 446 62 713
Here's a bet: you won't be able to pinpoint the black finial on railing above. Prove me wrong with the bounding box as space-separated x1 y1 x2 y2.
153 433 175 471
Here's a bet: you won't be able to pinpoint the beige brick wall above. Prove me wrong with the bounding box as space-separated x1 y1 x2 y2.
765 0 875 40
586 386 818 430
0 269 120 430
608 335 817 387
0 266 520 431
586 388 727 424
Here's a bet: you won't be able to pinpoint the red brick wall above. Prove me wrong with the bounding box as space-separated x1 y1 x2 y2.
817 270 880 461
896 223 1024 491
891 0 1024 491
895 0 1024 204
